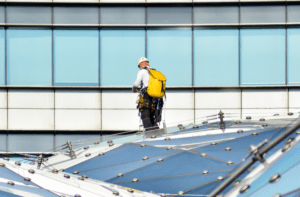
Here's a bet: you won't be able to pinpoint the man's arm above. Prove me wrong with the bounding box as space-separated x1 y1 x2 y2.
132 70 143 92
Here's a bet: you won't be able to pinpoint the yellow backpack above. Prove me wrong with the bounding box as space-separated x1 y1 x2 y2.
147 68 166 98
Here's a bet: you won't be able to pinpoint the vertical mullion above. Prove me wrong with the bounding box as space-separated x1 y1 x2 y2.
192 0 195 124
5 4 8 152
239 1 242 119
145 3 147 58
99 5 102 133
286 2 289 113
52 6 55 151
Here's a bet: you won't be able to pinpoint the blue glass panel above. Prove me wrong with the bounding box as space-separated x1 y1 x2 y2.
0 30 4 85
8 134 53 152
287 29 300 85
0 134 6 151
194 29 239 86
0 167 36 186
147 29 192 86
7 30 52 85
54 30 99 86
0 182 58 197
238 141 300 197
55 134 101 151
65 144 180 178
241 29 285 85
0 189 21 197
100 30 145 86
112 169 231 194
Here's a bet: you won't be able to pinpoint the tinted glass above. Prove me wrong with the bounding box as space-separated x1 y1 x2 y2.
7 6 52 24
100 7 145 24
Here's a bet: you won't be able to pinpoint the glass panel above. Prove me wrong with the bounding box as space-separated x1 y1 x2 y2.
0 134 6 152
194 6 238 24
287 29 300 85
147 29 192 86
288 6 300 23
147 7 192 24
241 29 285 85
7 30 52 86
100 7 145 24
54 30 99 86
241 6 285 24
53 7 99 24
0 167 37 186
100 29 145 86
7 6 52 24
0 29 4 85
194 29 239 86
55 134 101 151
0 7 5 23
8 134 53 152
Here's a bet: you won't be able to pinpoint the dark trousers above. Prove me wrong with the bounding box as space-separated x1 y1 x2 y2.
140 108 159 131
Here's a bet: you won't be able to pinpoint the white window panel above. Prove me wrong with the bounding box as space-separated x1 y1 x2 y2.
53 0 99 2
241 108 288 118
55 110 101 130
242 89 287 109
55 90 101 109
195 89 240 109
7 0 50 2
164 109 194 127
8 89 54 109
102 110 140 130
289 88 300 108
195 109 240 123
8 109 54 130
102 90 137 109
0 89 6 108
0 109 7 130
164 89 194 109
100 0 145 3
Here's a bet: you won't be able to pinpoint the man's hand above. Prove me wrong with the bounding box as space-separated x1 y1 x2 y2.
132 86 138 93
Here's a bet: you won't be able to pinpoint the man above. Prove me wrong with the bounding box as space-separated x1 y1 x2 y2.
132 57 161 131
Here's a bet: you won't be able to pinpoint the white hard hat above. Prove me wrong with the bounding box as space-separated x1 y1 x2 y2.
137 57 149 66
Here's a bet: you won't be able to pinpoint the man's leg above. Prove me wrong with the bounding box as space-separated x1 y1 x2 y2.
140 108 153 131
150 109 159 130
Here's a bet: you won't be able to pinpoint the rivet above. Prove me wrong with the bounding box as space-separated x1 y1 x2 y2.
150 191 155 193
240 185 250 193
60 196 66 197
15 161 21 166
236 121 241 124
0 163 5 167
217 176 224 181
211 142 217 146
140 144 146 147
142 156 149 160
28 169 35 174
232 180 240 187
84 146 89 150
157 158 164 162
3 157 9 161
52 169 59 174
75 195 81 197
98 152 105 156
7 181 14 185
60 169 65 172
180 127 185 130
24 177 31 182
178 191 184 195
202 121 208 124
85 153 91 157
94 142 100 145
128 189 134 193
237 130 243 134
260 118 265 121
108 140 113 144
178 124 183 127
227 161 233 165
296 131 300 135
44 158 48 162
78 177 84 181
200 153 206 157
109 143 114 147
252 132 258 136
113 191 119 196
73 171 79 175
269 174 281 183
117 173 123 177
30 162 35 165
262 124 268 127
285 137 295 144
82 175 88 179
225 147 231 151
273 194 282 197
160 194 167 197
64 174 70 179
246 116 251 120
288 112 294 116
274 113 279 116
193 125 199 129
132 178 138 183
202 170 209 175
151 135 156 138
282 144 291 153
164 137 170 141
167 147 172 150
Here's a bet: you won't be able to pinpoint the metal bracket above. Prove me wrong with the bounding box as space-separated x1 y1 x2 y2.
218 110 226 132
243 139 269 163
62 140 76 159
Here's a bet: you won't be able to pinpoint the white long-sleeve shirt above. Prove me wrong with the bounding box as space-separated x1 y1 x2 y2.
133 68 150 89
